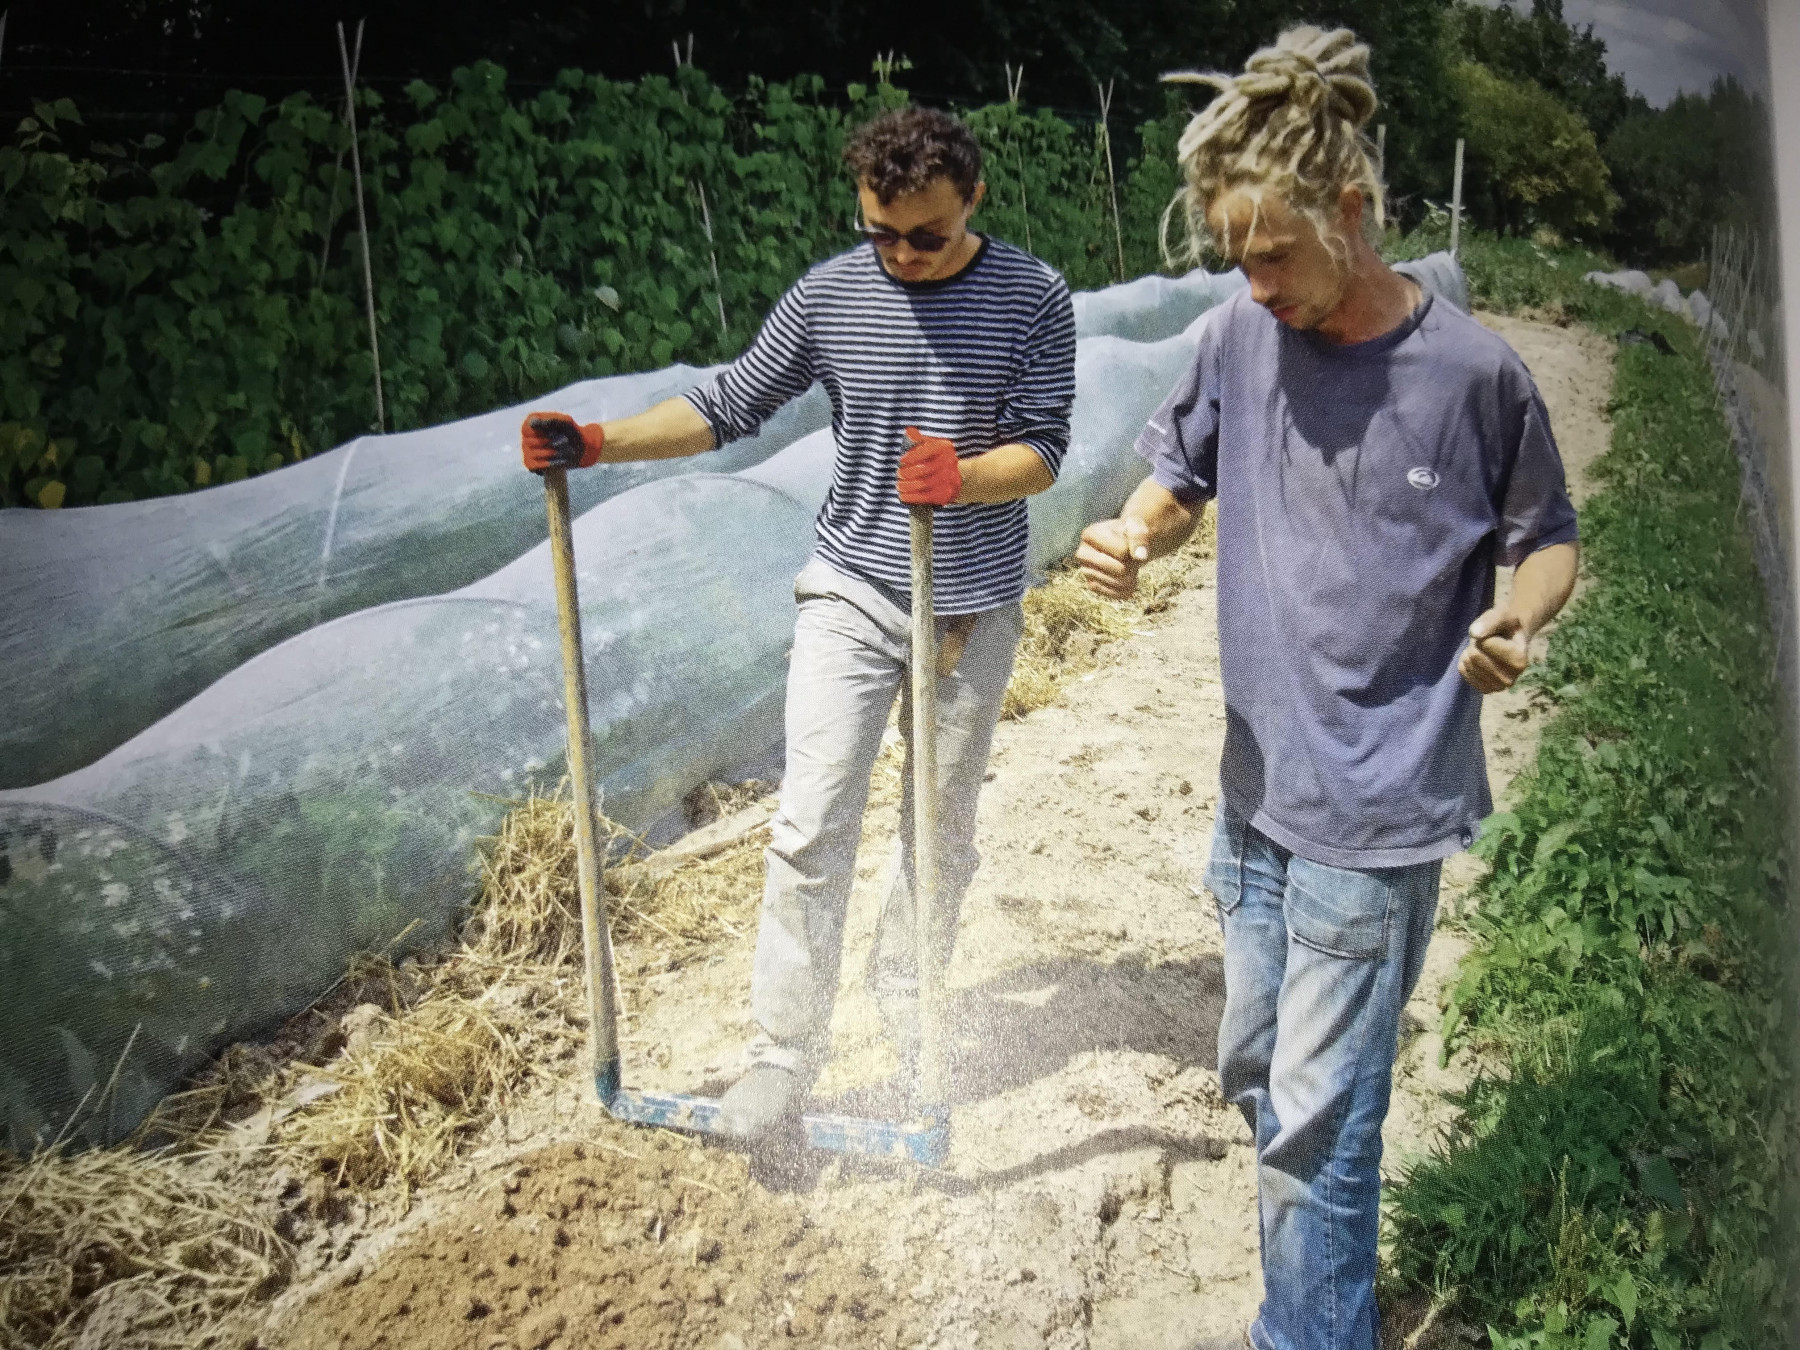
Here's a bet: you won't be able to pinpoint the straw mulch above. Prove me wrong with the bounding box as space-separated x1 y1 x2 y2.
0 1145 287 1349
1003 505 1215 719
267 787 771 1200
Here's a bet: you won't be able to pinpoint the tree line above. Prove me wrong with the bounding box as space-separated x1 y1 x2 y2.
1 0 1771 265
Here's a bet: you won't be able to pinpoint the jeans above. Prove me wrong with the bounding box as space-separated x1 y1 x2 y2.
747 558 1022 1075
1204 803 1441 1350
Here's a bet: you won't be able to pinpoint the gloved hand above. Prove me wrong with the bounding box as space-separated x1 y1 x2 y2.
897 426 961 506
521 412 605 473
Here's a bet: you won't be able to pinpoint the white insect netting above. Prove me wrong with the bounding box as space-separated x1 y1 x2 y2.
0 370 832 789
0 257 1465 1150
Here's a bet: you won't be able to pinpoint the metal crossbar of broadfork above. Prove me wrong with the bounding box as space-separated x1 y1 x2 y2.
542 465 950 1166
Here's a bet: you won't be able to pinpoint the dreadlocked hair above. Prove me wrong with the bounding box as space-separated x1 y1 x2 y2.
1160 26 1384 267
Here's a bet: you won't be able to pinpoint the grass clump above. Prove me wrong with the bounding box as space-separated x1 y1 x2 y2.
1382 297 1797 1346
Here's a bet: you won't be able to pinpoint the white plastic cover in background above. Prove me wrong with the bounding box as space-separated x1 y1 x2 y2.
1072 267 1246 341
0 371 832 789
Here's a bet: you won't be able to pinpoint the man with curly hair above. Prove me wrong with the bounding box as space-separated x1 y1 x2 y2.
1078 27 1579 1350
521 106 1077 1140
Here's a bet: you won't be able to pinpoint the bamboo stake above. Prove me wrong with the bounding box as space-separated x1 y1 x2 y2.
1 12 9 69
317 24 363 285
1005 63 1033 254
1097 80 1126 282
1450 136 1465 259
694 180 728 336
1375 123 1386 177
337 18 385 433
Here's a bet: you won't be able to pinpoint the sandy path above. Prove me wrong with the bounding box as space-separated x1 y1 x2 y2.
263 312 1615 1350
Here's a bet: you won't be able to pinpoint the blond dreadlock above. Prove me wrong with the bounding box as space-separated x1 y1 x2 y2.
1160 26 1384 266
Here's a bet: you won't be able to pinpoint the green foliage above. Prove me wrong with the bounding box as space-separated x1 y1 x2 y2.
1448 60 1617 239
1448 0 1632 142
2 67 1193 509
1604 78 1776 266
1383 290 1798 1347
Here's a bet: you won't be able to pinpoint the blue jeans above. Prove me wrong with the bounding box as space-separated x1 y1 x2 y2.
1204 804 1441 1350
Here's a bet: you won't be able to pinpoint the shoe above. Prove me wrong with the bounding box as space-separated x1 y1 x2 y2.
718 1063 806 1140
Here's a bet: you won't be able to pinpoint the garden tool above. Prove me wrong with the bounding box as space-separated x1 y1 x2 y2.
542 467 949 1165
907 502 953 1131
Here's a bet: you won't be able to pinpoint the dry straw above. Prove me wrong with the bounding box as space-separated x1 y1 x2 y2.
0 1145 286 1349
266 783 770 1198
1004 505 1215 719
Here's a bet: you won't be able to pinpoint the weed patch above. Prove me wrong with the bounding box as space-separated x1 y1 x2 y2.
1382 288 1797 1347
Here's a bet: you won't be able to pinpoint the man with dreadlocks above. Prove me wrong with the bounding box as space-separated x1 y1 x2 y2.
1078 26 1578 1350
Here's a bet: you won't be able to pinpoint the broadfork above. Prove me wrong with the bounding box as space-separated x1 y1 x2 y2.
540 461 950 1165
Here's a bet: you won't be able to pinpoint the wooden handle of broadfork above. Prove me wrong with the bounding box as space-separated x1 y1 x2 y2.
543 468 624 1101
908 504 948 1112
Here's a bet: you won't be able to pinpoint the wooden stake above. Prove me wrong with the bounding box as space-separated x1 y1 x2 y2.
694 180 728 336
0 12 9 69
1097 80 1126 282
337 19 385 432
317 26 363 285
1450 137 1465 258
1376 123 1386 176
1005 62 1033 254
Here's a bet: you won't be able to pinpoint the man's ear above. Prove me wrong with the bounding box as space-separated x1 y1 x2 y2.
968 180 988 214
1338 184 1365 234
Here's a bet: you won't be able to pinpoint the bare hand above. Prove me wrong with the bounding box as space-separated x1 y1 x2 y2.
1458 608 1531 693
1077 517 1151 600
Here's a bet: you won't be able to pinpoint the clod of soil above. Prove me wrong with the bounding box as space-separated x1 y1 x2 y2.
266 1132 904 1350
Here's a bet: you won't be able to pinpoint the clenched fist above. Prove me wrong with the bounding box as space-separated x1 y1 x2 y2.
1076 516 1152 600
897 427 962 506
521 412 605 474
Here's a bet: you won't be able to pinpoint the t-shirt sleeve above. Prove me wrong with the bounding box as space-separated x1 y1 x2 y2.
997 276 1078 477
682 275 815 445
1497 373 1580 567
1134 317 1221 504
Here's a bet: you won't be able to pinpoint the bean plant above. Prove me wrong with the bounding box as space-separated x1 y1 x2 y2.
1 67 1193 509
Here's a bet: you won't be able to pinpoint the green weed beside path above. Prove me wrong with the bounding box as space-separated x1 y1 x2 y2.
1382 249 1797 1348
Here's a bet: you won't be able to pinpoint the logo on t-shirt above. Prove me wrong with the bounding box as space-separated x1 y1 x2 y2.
1406 466 1440 490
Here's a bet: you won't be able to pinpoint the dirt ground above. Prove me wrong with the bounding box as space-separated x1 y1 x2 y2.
253 312 1615 1350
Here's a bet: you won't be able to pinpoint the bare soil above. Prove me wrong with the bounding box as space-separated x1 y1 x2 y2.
252 311 1616 1350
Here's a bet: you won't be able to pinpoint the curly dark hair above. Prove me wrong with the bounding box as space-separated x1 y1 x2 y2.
842 106 983 205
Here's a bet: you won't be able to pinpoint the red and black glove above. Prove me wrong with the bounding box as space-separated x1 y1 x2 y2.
897 426 962 506
521 412 605 474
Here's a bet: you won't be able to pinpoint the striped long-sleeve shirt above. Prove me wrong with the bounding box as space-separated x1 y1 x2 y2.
682 236 1077 614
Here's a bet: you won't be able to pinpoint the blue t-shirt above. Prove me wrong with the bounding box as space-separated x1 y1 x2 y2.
1137 287 1579 868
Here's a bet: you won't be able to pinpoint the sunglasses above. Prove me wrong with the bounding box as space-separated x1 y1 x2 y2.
853 215 953 254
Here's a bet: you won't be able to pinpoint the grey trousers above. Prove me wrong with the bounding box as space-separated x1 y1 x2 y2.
748 557 1024 1074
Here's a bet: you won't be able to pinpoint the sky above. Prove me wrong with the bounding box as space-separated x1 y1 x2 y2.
1556 0 1770 104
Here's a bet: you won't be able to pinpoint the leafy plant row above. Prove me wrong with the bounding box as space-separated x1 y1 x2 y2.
1382 240 1797 1349
1 66 1189 509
